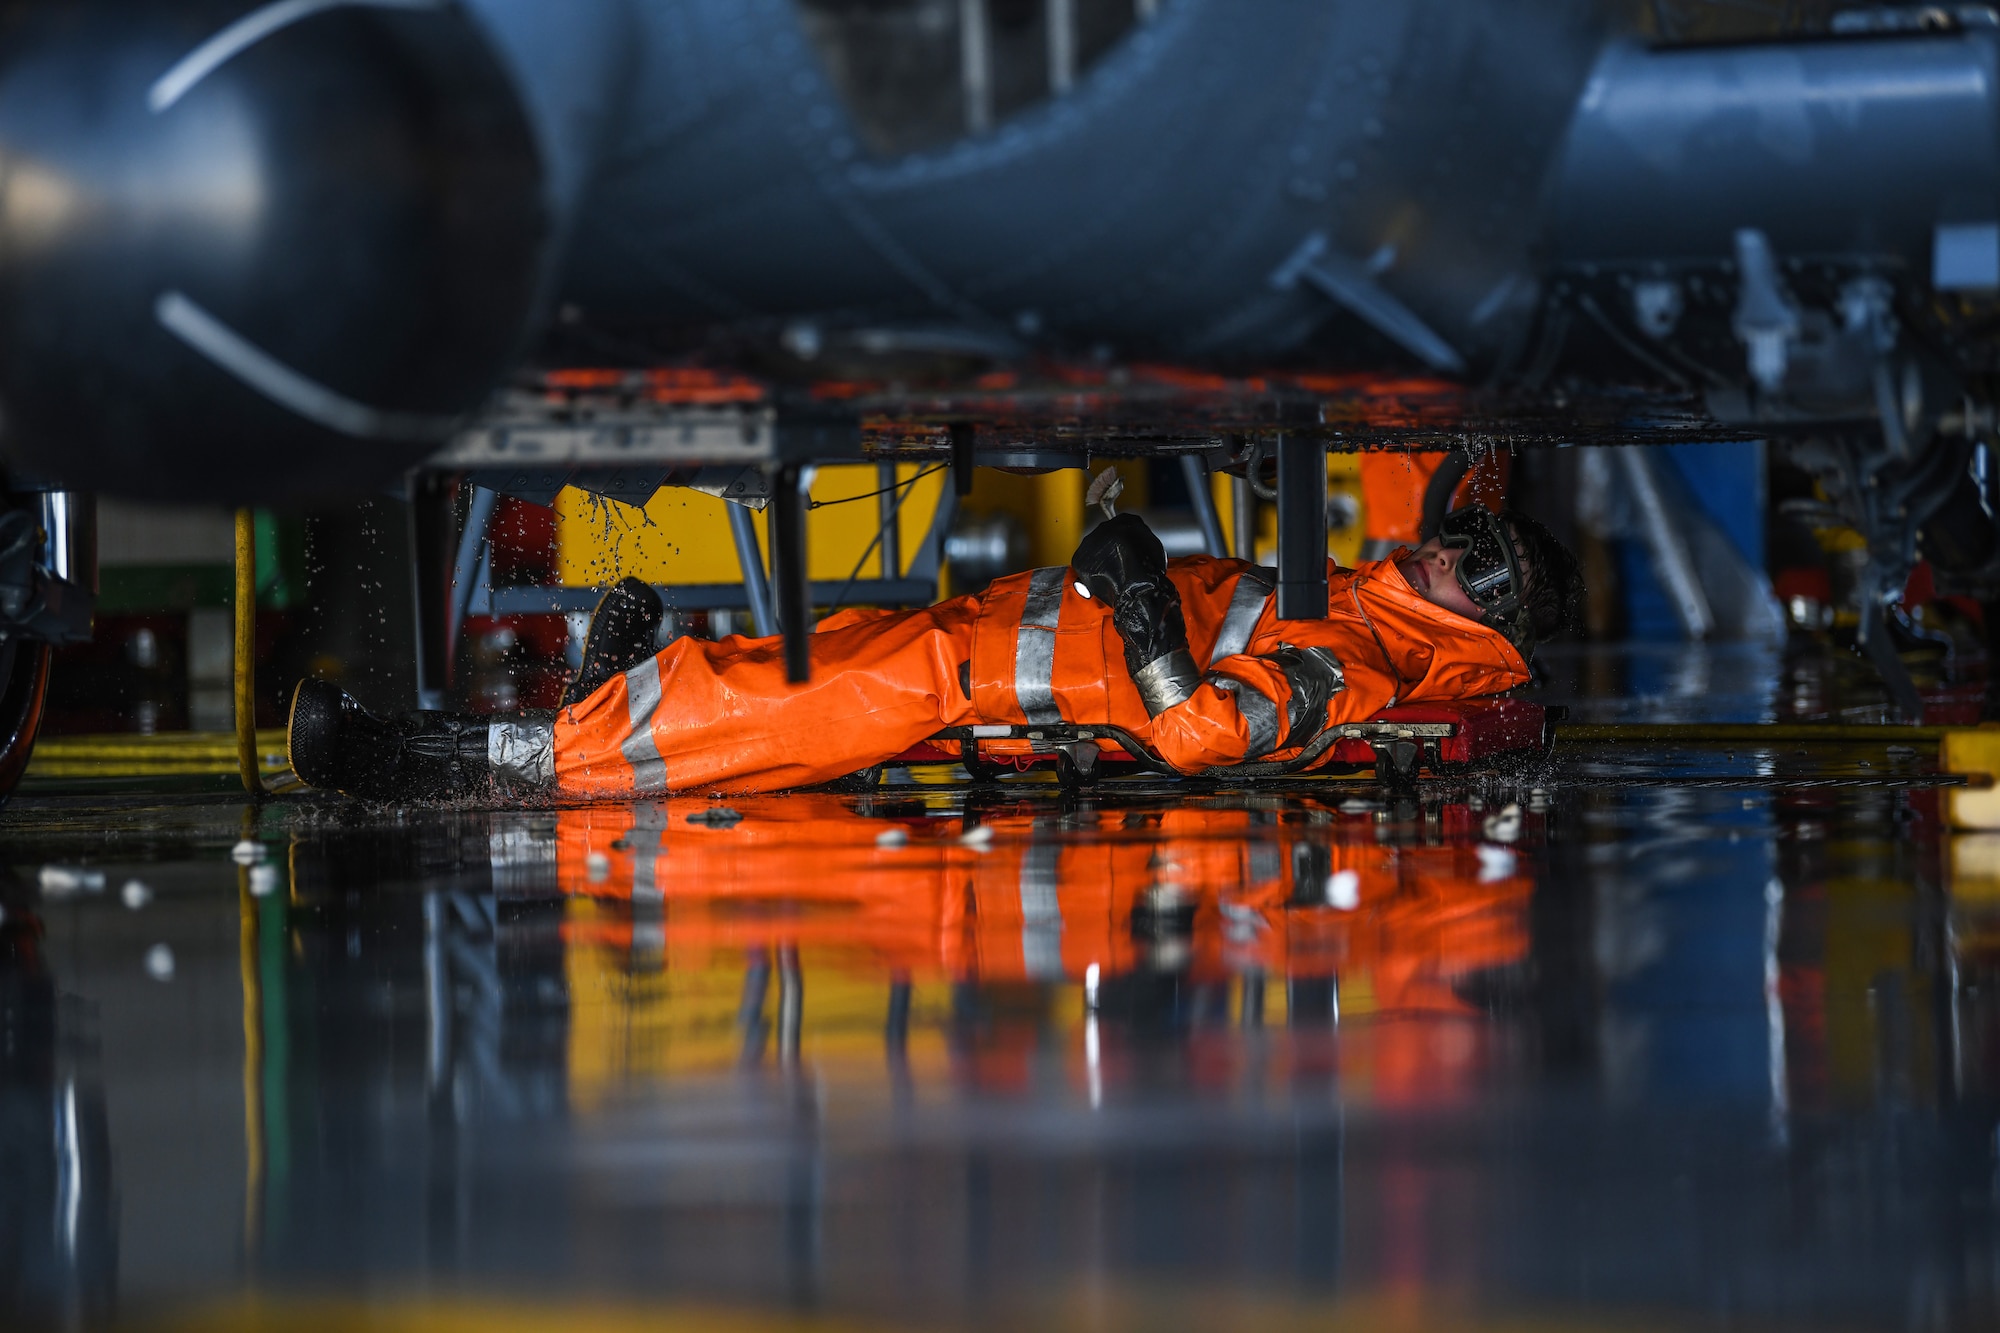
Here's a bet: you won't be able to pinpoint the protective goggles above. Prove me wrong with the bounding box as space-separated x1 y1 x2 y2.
1436 505 1524 624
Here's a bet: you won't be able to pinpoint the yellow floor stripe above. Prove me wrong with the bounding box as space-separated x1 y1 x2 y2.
128 1291 1698 1333
27 729 290 778
137 1298 891 1333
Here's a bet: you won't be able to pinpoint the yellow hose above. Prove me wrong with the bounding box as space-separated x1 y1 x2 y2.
234 508 260 796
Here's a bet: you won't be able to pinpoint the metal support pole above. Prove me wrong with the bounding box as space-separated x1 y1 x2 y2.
951 421 977 498
739 950 771 1067
960 0 992 134
727 501 777 638
768 467 813 683
446 486 500 680
1288 976 1339 1028
877 461 902 580
233 509 260 796
1181 454 1227 558
886 977 912 1058
238 844 264 1244
777 946 804 1068
1617 447 1712 639
1276 436 1329 619
36 490 95 591
1240 973 1266 1029
1233 469 1258 561
906 483 959 585
421 893 458 1096
1859 596 1925 723
407 474 455 710
1047 0 1076 94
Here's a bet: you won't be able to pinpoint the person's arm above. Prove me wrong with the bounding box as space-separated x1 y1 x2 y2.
1070 513 1202 713
1070 516 1346 773
1144 645 1347 773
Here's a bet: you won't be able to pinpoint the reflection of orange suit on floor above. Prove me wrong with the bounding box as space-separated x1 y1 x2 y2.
546 798 1527 1011
551 554 1527 797
542 797 1533 1102
552 796 969 974
1268 840 1531 1014
961 805 1261 984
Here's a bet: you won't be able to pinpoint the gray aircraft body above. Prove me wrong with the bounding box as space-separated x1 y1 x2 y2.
0 0 1995 755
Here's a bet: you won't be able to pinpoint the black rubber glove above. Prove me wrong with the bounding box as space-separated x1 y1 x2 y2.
1070 513 1199 716
1265 644 1345 749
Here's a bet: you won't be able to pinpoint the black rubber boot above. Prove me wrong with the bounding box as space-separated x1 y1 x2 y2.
288 679 494 802
562 576 664 707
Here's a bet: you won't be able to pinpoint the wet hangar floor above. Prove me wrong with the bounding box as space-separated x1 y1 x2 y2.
5 655 1999 1332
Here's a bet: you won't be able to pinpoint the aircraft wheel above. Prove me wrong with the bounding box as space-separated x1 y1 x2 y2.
0 638 51 804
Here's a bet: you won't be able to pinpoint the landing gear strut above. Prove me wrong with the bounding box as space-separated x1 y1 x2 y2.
1787 427 1983 724
0 488 95 803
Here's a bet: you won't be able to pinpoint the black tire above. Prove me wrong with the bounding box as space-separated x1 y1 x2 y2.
958 739 1009 785
814 765 884 794
1371 738 1423 794
0 638 50 804
1054 748 1101 791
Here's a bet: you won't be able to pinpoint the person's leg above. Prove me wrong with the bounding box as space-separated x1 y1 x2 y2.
289 576 667 802
290 590 980 803
553 598 981 796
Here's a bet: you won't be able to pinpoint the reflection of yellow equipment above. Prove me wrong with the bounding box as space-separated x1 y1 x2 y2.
1951 834 2000 903
1944 728 2000 829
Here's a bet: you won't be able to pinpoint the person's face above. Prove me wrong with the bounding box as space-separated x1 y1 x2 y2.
1396 537 1492 623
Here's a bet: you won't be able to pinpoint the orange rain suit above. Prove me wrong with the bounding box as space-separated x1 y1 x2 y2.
549 554 1529 797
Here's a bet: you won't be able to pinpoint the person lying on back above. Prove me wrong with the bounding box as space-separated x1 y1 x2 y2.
285 504 1581 800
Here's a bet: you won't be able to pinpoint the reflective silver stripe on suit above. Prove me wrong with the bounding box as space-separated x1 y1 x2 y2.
630 802 668 903
1019 830 1064 979
1013 566 1067 725
1132 649 1202 716
1210 565 1275 664
1210 675 1282 757
488 716 555 793
620 656 669 792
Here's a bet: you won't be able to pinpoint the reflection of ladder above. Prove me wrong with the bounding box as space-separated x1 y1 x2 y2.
449 464 959 667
